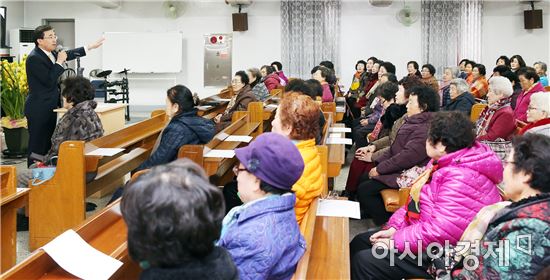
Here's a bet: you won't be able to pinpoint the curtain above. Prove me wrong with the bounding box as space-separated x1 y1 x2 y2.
421 0 483 76
281 0 341 79
459 0 483 63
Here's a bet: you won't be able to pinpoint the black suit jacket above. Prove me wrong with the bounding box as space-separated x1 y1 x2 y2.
24 46 86 118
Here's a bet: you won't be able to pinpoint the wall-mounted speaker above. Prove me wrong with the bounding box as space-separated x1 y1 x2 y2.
232 13 248 32
524 9 543 29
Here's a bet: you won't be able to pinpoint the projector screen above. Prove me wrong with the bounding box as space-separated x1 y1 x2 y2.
102 32 182 73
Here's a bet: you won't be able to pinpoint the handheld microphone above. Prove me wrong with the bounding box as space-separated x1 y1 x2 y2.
54 45 69 68
55 44 66 53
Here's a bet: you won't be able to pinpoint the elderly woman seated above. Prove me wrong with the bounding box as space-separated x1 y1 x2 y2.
247 67 270 101
439 66 459 107
470 64 489 99
421 63 440 93
214 71 257 131
223 91 323 225
18 77 104 188
534 61 548 86
518 91 550 137
121 159 237 279
344 83 407 199
271 93 324 224
475 76 516 141
443 78 475 115
261 65 282 92
356 85 439 225
218 133 306 280
514 66 545 123
350 112 503 280
452 134 550 279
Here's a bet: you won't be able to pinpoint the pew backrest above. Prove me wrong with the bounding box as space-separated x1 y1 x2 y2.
470 103 487 122
0 166 16 197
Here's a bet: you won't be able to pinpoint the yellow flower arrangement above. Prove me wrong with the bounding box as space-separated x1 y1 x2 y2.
1 56 28 128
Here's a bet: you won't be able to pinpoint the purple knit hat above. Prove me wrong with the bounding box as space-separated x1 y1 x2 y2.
235 133 305 190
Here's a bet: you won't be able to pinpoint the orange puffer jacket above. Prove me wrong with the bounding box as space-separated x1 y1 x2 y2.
292 139 323 224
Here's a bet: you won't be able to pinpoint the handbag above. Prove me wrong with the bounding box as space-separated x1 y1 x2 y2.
30 156 58 186
480 139 512 162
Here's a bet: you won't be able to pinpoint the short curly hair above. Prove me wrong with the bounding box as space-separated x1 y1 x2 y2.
61 77 95 105
428 111 475 153
278 92 320 140
121 159 225 267
511 134 550 193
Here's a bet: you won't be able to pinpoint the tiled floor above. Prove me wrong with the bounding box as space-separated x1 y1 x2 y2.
4 109 374 265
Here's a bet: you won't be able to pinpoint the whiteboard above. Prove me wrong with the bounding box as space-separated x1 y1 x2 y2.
102 32 182 73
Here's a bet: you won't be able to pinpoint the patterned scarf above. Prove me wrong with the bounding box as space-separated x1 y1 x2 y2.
368 107 386 141
350 71 363 91
475 97 511 137
406 162 439 220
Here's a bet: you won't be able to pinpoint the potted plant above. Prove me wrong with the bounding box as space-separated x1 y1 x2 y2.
1 56 29 157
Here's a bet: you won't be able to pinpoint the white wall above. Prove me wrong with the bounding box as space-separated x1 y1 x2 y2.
19 0 550 105
340 0 422 87
2 0 25 46
23 1 281 105
482 0 550 68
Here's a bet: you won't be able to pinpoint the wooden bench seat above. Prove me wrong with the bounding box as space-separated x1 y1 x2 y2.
28 112 168 250
381 188 411 213
1 166 30 273
86 148 149 197
179 102 264 185
292 116 350 279
327 123 346 178
1 199 140 280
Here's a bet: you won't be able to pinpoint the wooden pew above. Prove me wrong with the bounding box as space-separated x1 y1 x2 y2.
1 170 154 279
292 115 350 279
292 198 319 280
1 166 30 273
305 124 350 279
178 102 264 185
470 103 488 122
28 112 167 250
327 122 346 179
334 97 346 122
380 187 412 213
196 87 233 119
1 198 139 280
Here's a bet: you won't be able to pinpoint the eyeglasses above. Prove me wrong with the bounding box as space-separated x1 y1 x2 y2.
43 35 57 40
504 161 516 167
527 106 546 113
233 165 248 176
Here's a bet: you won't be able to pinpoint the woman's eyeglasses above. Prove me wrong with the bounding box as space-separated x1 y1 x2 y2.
233 165 248 176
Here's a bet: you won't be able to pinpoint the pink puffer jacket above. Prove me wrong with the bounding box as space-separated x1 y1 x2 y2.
386 141 503 253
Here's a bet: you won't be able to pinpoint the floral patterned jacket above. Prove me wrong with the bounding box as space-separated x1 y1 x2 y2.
453 193 550 280
44 100 103 163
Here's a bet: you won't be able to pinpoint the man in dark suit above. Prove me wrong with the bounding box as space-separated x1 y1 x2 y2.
25 25 104 166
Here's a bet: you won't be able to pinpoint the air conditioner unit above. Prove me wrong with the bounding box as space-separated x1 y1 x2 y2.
9 28 34 62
